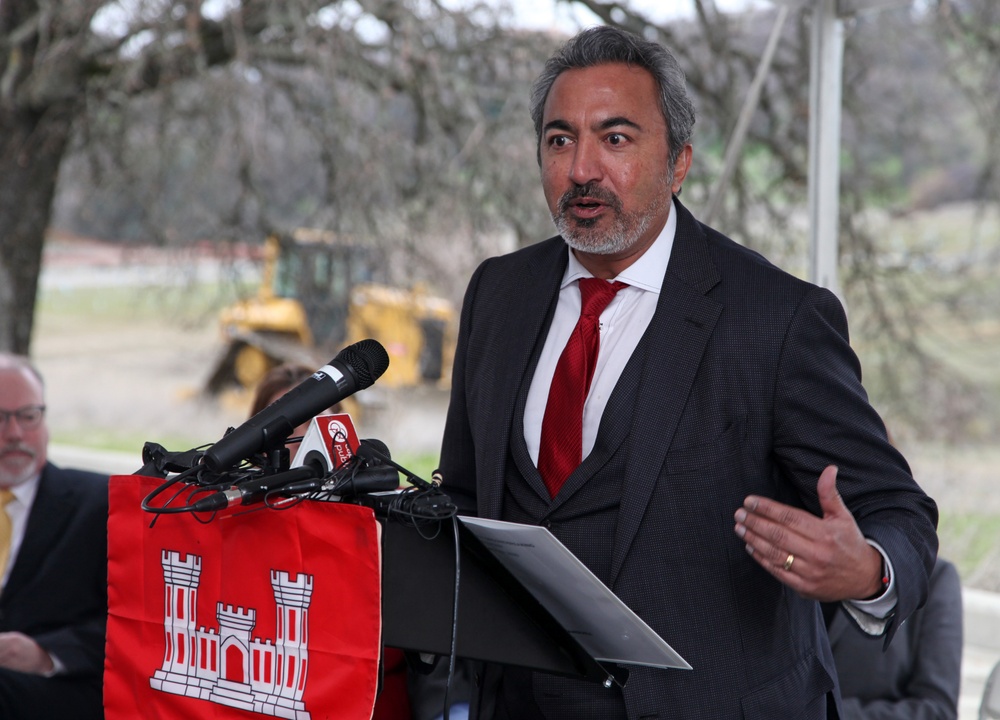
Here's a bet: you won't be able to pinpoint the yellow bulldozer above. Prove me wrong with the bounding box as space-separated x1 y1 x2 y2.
204 229 456 398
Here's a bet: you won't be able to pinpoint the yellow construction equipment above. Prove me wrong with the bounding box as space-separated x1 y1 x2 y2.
205 230 455 396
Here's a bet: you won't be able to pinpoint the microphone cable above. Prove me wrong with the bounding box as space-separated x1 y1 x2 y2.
140 462 318 518
441 513 461 720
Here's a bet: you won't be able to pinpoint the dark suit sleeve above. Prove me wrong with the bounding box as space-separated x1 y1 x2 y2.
839 560 963 719
7 468 109 678
771 285 938 641
34 619 106 677
438 258 490 514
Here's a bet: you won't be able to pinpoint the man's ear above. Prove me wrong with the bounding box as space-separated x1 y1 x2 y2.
671 144 693 195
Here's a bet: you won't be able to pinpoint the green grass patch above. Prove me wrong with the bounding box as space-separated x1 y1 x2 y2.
937 512 1000 581
50 432 446 484
395 452 440 485
38 281 249 327
49 428 213 456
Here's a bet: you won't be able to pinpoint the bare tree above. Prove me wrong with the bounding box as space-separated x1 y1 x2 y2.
5 0 997 438
1 0 556 354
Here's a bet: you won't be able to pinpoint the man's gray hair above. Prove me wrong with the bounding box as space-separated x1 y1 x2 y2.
530 25 696 168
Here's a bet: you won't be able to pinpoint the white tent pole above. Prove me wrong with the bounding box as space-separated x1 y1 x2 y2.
807 0 845 298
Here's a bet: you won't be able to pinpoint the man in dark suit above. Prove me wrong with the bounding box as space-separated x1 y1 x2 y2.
437 26 938 719
0 353 108 720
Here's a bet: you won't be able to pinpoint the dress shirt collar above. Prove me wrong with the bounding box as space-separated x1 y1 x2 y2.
5 468 41 510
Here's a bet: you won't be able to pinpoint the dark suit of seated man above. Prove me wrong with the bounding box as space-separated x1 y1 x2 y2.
0 353 108 720
829 557 963 719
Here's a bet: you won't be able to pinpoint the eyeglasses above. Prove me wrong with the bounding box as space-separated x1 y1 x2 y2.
0 405 46 430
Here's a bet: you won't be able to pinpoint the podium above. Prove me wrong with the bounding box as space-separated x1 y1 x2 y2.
381 514 688 688
129 439 688 690
382 517 617 685
105 474 687 720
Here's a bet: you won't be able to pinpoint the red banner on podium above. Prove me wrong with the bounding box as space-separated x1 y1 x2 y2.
105 475 382 720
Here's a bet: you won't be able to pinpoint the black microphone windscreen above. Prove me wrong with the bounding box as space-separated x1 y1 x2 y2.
357 438 390 465
338 339 389 389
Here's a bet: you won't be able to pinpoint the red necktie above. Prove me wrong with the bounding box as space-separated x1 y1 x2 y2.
538 278 627 498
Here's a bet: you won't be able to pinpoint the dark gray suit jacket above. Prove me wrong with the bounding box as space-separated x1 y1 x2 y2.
0 462 108 719
439 198 939 719
830 558 962 719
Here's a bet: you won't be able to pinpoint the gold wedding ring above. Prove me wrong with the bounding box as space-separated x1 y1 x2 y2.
783 553 795 572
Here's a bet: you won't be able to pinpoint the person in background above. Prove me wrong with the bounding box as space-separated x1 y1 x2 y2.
436 25 939 719
248 363 318 462
982 658 1000 720
829 556 962 719
248 362 318 418
0 353 108 720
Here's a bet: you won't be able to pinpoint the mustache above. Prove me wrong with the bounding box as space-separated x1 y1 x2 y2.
0 443 35 456
557 183 622 215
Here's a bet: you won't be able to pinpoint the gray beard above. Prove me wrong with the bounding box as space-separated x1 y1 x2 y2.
552 173 673 256
556 207 658 255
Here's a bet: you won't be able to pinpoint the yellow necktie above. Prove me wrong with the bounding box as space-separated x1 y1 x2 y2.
0 488 15 581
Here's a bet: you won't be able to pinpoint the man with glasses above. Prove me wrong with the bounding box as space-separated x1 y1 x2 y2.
0 353 107 720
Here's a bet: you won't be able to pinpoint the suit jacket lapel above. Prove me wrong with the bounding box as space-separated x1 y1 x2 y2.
480 239 567 519
2 465 74 604
610 201 723 584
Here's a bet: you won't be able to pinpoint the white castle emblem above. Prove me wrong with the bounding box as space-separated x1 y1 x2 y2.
150 550 314 719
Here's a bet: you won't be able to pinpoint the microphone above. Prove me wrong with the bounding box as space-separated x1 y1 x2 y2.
340 440 457 519
191 456 327 512
333 438 401 496
202 339 390 472
357 438 391 464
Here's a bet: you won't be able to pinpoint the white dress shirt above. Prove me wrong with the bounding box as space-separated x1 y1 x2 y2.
524 202 677 465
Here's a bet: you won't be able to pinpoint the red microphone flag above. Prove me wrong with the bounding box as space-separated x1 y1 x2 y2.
291 413 360 472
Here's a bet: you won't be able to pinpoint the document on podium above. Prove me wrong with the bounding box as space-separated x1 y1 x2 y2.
459 516 691 671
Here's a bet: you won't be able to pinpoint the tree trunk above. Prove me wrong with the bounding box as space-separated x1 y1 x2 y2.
0 102 76 354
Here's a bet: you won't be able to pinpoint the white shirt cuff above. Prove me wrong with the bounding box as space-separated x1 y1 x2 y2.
842 539 896 635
